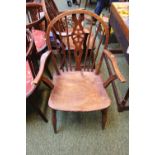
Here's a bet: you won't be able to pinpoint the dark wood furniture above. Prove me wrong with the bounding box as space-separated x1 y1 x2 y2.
26 2 47 54
41 0 59 24
26 30 49 122
32 9 126 133
107 2 129 111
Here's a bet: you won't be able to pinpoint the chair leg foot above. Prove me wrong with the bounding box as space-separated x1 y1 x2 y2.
31 103 48 123
52 109 57 133
101 108 108 129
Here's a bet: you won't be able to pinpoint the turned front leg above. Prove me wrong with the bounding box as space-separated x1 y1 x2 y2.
101 108 108 129
52 109 57 133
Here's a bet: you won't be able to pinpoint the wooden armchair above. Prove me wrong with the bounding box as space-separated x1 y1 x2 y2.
32 9 125 133
26 30 50 122
26 2 47 54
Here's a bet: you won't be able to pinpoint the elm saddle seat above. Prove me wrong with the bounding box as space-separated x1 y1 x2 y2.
33 9 126 133
49 71 111 111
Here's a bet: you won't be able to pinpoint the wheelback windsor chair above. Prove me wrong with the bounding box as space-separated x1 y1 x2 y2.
33 9 126 133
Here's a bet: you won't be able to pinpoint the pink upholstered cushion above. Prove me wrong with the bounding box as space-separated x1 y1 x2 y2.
26 61 34 95
32 29 46 52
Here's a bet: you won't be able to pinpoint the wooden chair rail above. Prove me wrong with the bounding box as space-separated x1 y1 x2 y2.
103 74 117 88
41 76 54 89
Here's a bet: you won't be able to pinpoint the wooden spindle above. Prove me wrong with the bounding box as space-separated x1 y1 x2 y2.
91 29 105 71
65 16 72 71
87 23 101 71
95 49 105 75
57 20 68 71
84 19 93 70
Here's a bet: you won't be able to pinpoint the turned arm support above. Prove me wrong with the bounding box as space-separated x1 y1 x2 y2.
32 50 54 88
103 49 126 83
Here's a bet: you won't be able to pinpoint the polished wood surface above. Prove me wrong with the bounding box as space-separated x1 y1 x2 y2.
49 71 111 111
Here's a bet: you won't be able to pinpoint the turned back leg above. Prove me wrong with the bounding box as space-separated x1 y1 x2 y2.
31 103 48 122
101 108 108 129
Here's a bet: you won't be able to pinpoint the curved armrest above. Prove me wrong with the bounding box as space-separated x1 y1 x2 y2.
104 49 126 83
32 50 51 85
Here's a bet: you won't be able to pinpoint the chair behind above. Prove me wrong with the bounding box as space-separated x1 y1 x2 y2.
26 2 48 53
26 2 47 30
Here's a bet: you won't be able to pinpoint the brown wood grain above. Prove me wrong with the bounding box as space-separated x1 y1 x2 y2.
49 71 111 112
